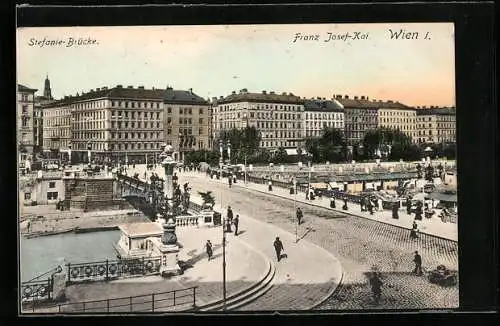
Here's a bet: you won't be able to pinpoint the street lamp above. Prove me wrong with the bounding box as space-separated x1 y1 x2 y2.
222 213 227 310
293 177 298 243
87 141 92 167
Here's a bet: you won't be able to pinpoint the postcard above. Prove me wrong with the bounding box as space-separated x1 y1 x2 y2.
17 22 457 314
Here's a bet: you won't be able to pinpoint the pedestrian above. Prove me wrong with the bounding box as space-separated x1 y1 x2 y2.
226 206 234 232
413 251 423 275
268 180 273 191
415 202 423 221
369 272 383 304
367 199 374 215
296 207 303 225
406 196 412 215
228 176 232 188
273 237 284 262
392 202 399 219
233 214 239 236
330 196 336 208
205 240 213 261
410 222 419 239
26 220 31 234
342 197 348 210
360 197 365 212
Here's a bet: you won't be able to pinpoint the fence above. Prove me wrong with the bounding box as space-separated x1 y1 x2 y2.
28 286 198 313
21 266 62 303
66 256 162 284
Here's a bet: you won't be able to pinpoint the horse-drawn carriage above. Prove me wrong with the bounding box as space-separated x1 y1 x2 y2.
428 265 458 287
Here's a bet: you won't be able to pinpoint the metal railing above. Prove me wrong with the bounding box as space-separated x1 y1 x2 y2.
66 256 162 284
21 278 53 304
31 286 198 313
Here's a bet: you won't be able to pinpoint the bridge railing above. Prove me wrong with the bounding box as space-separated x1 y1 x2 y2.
66 256 162 284
21 278 53 304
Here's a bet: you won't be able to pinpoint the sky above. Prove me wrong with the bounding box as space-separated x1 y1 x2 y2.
17 23 455 107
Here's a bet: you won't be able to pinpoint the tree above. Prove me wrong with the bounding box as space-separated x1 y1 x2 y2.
184 149 220 166
273 147 291 164
214 126 262 163
198 191 215 208
362 127 414 161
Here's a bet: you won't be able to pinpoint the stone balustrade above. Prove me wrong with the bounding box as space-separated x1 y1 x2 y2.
175 215 200 227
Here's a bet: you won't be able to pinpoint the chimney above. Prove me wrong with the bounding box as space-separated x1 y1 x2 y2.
336 95 342 99
220 96 223 100
127 86 133 89
90 89 94 92
354 96 358 100
232 91 236 94
344 95 349 99
366 96 369 100
361 96 365 100
116 85 123 88
388 100 393 103
262 90 267 94
270 91 275 94
282 92 286 95
96 88 100 91
102 86 108 90
289 93 293 96
138 86 144 89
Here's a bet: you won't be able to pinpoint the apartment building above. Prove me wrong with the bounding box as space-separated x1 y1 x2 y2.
17 84 37 162
43 85 165 164
212 89 304 150
303 98 345 138
415 106 456 144
335 95 379 146
376 101 417 143
163 87 211 162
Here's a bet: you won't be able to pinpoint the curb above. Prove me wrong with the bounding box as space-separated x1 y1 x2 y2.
227 180 457 243
196 193 343 311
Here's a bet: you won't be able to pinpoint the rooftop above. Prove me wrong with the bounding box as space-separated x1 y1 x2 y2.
216 89 303 105
42 85 208 108
303 99 344 112
18 84 38 93
119 222 163 238
415 107 456 116
333 95 412 110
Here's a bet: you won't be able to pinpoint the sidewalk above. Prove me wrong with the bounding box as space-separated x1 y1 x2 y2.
182 170 457 242
191 193 343 310
24 226 269 313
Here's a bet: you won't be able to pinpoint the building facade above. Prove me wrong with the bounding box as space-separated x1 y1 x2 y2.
163 87 211 162
17 84 38 162
376 102 417 143
303 98 345 138
212 89 304 150
42 103 72 160
336 95 379 146
43 85 165 164
415 106 456 144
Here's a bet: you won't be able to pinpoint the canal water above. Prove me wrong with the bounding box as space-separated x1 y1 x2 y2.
20 230 121 282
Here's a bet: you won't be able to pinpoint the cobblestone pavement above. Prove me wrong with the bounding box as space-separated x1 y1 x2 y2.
184 173 459 310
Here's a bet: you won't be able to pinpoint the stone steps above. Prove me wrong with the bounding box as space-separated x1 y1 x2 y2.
197 259 276 312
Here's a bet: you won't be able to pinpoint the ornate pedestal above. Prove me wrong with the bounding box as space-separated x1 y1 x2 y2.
158 243 181 276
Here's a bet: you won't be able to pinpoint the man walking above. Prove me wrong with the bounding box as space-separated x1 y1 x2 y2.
369 272 383 304
228 176 232 188
226 206 234 232
273 237 284 262
413 251 423 275
233 214 240 236
205 240 213 261
296 207 303 225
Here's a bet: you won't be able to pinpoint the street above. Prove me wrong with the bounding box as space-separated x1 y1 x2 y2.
182 172 459 310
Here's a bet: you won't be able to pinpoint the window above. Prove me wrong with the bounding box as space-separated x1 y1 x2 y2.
167 107 172 114
24 192 31 200
47 192 58 200
49 181 56 188
199 108 204 114
199 118 203 124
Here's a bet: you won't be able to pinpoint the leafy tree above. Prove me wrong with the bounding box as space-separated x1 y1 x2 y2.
184 149 220 166
198 191 215 208
362 127 414 161
214 126 262 163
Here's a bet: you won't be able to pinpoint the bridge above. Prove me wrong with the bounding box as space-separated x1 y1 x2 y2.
21 171 221 311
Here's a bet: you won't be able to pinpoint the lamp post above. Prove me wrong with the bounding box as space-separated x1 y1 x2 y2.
222 213 227 310
87 141 92 167
68 143 72 165
293 177 298 243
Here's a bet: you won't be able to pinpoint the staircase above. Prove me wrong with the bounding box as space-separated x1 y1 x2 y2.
197 259 276 311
